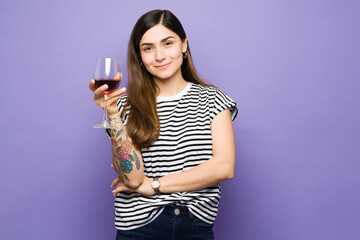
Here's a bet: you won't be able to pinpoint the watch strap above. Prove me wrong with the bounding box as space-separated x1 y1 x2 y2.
153 178 161 195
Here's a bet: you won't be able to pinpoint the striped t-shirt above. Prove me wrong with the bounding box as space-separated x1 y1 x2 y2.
114 82 237 230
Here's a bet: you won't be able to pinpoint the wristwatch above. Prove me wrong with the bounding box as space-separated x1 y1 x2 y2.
151 178 161 195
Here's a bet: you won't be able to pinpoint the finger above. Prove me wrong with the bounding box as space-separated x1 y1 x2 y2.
89 79 96 91
110 164 118 174
114 72 122 80
94 84 109 97
107 87 127 99
112 184 131 196
111 177 121 188
106 97 120 106
103 88 127 107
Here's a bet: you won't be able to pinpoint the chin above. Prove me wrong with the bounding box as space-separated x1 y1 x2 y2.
154 74 174 81
151 70 175 80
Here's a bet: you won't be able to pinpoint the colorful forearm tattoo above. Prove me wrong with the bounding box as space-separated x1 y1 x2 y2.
109 116 142 182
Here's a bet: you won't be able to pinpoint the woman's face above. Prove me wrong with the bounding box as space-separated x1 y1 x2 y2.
139 24 187 82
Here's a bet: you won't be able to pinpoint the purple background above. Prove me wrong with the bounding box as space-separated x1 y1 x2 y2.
1 0 359 239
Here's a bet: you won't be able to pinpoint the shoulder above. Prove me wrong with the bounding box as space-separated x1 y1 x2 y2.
190 83 217 91
189 83 235 104
189 83 218 98
117 94 129 116
117 94 128 108
190 84 238 122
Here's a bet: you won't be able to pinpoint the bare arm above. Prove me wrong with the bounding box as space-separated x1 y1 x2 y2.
158 108 235 192
89 79 144 189
111 108 235 195
108 113 144 189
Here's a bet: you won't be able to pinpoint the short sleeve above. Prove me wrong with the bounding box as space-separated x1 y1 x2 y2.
116 95 129 125
210 88 238 122
105 95 128 138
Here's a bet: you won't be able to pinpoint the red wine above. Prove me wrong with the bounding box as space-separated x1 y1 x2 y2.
94 79 121 93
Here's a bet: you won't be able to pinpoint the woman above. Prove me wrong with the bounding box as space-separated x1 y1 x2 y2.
89 9 237 240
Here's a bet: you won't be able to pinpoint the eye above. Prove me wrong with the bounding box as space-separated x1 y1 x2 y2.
143 46 152 52
164 41 172 46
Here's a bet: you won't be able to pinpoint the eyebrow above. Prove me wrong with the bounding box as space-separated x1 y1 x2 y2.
140 36 175 47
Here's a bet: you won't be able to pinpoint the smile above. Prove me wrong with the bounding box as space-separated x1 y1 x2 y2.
155 62 171 70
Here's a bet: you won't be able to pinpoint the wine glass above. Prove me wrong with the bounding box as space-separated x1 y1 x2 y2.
92 57 121 129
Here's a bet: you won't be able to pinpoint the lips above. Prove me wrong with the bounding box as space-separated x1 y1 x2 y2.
155 62 171 69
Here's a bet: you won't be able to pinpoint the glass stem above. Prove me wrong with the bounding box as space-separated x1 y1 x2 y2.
103 94 108 123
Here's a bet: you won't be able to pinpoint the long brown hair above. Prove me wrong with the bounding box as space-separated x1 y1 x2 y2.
123 9 213 149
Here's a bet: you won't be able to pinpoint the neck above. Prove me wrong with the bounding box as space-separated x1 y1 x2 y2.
154 71 188 97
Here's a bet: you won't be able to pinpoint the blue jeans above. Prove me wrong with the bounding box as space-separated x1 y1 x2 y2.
115 205 215 240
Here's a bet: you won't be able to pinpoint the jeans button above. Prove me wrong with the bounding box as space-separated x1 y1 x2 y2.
174 208 180 215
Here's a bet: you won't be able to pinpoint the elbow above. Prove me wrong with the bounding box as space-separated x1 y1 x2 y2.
227 169 234 180
224 167 234 180
221 161 235 181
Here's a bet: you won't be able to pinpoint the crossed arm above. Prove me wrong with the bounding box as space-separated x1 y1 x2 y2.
111 108 235 196
90 78 235 195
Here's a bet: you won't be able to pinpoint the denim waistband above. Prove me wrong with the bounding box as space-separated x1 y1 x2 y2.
162 205 191 218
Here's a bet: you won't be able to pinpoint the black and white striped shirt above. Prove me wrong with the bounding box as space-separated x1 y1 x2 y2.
114 83 237 230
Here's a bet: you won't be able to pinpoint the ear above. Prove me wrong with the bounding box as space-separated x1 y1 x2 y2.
182 37 188 53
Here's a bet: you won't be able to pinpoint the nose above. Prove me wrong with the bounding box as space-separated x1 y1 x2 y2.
155 48 166 62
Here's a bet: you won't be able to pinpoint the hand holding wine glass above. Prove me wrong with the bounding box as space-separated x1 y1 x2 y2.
90 79 125 115
91 57 123 129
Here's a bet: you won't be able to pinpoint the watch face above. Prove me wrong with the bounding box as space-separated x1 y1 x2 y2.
152 180 160 189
